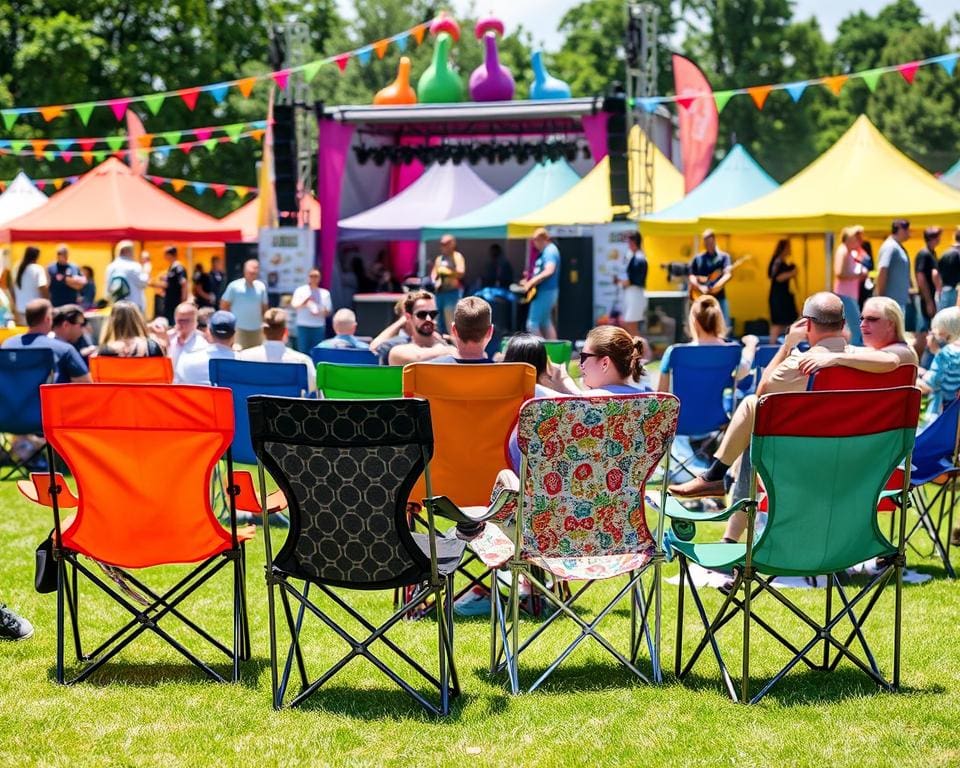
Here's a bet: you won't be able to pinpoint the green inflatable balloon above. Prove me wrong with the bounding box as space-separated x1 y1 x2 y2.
417 32 464 103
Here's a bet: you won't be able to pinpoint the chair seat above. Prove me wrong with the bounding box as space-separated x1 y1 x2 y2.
412 532 466 577
527 551 653 581
466 522 514 568
672 540 746 570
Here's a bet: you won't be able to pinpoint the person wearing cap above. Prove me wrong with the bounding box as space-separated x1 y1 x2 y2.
876 219 912 313
104 240 151 314
239 308 316 392
689 229 733 326
938 227 960 310
174 310 238 385
220 259 268 349
520 227 562 340
47 244 87 308
160 246 188 326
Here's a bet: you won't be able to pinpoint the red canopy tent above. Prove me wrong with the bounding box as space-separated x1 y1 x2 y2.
2 158 243 242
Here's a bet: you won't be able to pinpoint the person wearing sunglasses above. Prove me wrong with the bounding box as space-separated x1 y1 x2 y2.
51 303 96 359
387 290 456 366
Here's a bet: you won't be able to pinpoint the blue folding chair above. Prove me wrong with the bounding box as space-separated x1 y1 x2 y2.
209 359 309 465
736 344 780 397
0 348 55 479
310 347 378 366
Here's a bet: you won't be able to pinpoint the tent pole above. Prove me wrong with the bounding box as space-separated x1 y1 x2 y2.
823 232 834 292
417 240 427 279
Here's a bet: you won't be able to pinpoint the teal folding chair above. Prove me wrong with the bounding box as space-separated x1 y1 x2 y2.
655 386 921 703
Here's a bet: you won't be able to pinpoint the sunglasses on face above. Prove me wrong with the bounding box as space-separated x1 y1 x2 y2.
860 315 883 323
579 352 599 365
414 310 439 320
197 322 208 330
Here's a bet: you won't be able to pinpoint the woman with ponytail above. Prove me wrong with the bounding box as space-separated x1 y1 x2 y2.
578 325 650 393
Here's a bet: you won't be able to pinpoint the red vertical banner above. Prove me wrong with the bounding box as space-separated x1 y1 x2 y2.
672 54 718 193
125 111 148 176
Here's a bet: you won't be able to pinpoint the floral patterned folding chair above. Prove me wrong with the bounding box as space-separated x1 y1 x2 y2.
429 393 679 693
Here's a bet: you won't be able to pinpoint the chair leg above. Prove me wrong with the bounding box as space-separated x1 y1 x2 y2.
894 557 904 690
489 568 498 675
823 574 834 670
741 567 752 705
56 558 66 685
675 557 686 678
653 561 663 683
265 571 281 710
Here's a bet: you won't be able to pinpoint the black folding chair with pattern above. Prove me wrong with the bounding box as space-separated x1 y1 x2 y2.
247 395 465 715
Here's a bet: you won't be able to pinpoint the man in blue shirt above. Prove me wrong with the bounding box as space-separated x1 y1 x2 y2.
1 299 90 383
220 259 268 349
876 218 912 312
522 228 561 339
47 244 88 308
689 229 733 325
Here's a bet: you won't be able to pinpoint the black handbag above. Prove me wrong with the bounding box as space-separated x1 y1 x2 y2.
34 534 57 594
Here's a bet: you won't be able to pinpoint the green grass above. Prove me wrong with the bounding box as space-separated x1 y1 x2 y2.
1 475 960 767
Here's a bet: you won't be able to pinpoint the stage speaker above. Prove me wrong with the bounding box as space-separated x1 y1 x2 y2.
273 103 297 215
603 92 629 215
225 242 258 283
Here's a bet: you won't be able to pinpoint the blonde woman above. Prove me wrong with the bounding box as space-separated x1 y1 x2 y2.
96 300 164 357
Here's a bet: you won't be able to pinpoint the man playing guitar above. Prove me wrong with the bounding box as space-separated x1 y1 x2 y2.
689 228 733 325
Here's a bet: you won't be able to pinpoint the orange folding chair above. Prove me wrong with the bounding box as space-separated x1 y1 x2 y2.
39 383 251 684
89 355 174 384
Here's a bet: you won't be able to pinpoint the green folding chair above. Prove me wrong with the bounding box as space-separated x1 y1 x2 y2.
499 337 572 366
654 386 921 704
315 363 403 399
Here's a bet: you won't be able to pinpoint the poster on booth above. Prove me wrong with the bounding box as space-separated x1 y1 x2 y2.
257 228 315 294
591 223 638 325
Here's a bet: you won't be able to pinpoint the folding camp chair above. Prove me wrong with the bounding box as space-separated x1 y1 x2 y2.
89 355 174 383
667 345 743 479
736 343 779 397
430 394 680 693
659 387 921 703
39 383 251 685
310 346 378 366
0 347 55 480
248 395 465 715
810 364 917 390
499 337 573 366
315 362 403 399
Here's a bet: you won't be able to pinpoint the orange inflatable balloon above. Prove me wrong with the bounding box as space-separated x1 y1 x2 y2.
374 56 418 105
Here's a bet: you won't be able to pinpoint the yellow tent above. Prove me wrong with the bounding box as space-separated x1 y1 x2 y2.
507 127 684 237
700 115 960 233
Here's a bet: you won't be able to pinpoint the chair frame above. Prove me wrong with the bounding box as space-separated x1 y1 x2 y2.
0 347 55 480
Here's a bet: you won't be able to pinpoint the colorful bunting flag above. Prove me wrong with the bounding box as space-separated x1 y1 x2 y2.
105 136 125 152
193 182 208 195
303 61 323 83
211 183 227 198
747 85 772 109
271 71 290 91
107 99 130 121
39 106 64 122
236 77 257 98
676 95 696 110
785 82 807 102
162 131 182 146
1 111 19 130
61 151 73 163
203 139 218 152
225 123 244 142
374 39 389 59
143 94 165 115
898 61 920 84
713 90 734 112
937 53 958 76
74 103 95 125
208 84 229 103
334 55 349 73
171 179 186 192
395 33 409 52
194 128 213 142
355 48 372 66
413 24 427 45
30 140 47 158
179 89 200 110
860 69 883 92
822 74 848 96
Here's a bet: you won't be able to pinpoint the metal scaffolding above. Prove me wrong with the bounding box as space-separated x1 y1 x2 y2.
624 1 659 218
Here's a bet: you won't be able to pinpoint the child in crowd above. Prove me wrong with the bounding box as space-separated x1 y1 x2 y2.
919 306 960 422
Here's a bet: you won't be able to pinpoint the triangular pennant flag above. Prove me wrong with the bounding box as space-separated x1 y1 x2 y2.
937 53 958 77
53 178 64 190
747 85 772 109
179 89 200 110
180 141 196 154
194 128 213 142
105 136 125 152
10 140 27 154
272 70 290 90
211 183 227 198
334 55 349 73
203 138 218 152
395 32 409 52
1 110 19 130
78 138 96 152
784 82 807 102
81 151 94 165
208 84 229 103
148 175 163 186
193 182 208 195
108 98 130 121
638 98 659 113
30 140 48 158
355 47 372 66
250 129 265 142
171 178 186 192
40 106 64 122
822 74 848 96
0 139 8 149
44 151 55 161
61 150 73 163
143 93 165 115
676 95 697 110
162 131 182 146
155 146 172 159
413 24 426 45
303 60 323 83
35 181 46 191
68 176 79 184
225 123 244 142
93 150 107 162
373 39 389 59
74 103 95 126
231 185 246 197
136 134 152 148
236 77 256 98
54 139 74 151
898 61 920 84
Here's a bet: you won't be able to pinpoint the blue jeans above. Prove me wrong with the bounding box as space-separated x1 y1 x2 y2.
940 286 958 311
435 289 461 335
296 325 326 354
838 294 862 346
526 288 559 335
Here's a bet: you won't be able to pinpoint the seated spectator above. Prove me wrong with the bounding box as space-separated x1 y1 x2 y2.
1 299 90 382
168 302 209 369
428 296 494 364
175 310 238 385
369 297 410 365
918 306 960 418
387 291 456 366
96 301 164 357
502 333 580 396
316 308 369 350
51 304 96 359
148 317 170 355
239 308 316 392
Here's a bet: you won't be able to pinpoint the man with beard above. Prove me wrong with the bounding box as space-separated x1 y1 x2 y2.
387 290 456 366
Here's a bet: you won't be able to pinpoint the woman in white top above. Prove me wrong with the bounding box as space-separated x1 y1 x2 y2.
12 246 48 324
833 225 867 344
290 268 332 354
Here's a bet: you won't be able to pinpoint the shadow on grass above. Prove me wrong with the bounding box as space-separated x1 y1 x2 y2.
46 656 271 689
290 684 507 721
472 658 656 695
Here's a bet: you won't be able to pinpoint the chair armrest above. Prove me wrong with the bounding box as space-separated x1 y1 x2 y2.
647 493 754 523
231 470 288 514
424 495 493 525
17 472 79 509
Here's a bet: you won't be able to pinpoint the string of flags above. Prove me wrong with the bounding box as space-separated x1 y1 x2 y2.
635 51 960 113
0 20 432 128
0 171 257 198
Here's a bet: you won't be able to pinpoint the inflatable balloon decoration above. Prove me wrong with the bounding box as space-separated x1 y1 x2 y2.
417 14 464 104
469 15 515 102
430 11 461 41
374 56 417 105
529 50 571 100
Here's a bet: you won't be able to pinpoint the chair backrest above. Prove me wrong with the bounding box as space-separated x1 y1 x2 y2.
403 362 536 507
668 345 743 435
309 346 378 366
912 395 960 478
737 343 780 394
0 347 55 434
209 358 309 465
810 364 917 391
750 387 921 575
516 394 680 559
316 363 403 399
247 395 435 588
499 337 573 366
40 384 235 568
89 355 174 384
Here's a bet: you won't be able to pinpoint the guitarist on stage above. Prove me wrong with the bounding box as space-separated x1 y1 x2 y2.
689 228 733 326
520 227 561 340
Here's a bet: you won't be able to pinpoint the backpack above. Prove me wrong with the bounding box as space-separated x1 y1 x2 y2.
108 274 131 302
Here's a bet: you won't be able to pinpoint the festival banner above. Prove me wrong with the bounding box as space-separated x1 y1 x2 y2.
672 54 718 193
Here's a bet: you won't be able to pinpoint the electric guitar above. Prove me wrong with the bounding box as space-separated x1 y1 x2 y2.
688 255 752 300
509 282 537 304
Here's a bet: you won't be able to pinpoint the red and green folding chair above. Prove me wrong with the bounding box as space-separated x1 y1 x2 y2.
656 386 921 703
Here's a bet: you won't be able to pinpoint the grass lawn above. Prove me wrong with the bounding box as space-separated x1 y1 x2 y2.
1 473 959 767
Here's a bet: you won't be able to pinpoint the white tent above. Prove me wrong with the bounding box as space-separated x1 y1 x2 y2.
0 172 48 228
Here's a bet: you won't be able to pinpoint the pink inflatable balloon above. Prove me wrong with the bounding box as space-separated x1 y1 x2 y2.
475 14 505 38
430 12 460 41
469 32 515 102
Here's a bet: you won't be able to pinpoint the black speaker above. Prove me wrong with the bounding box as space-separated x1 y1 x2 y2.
225 242 258 283
272 103 297 215
603 92 629 216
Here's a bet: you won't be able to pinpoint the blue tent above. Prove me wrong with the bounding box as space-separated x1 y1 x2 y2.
943 158 960 191
421 160 581 240
639 144 779 235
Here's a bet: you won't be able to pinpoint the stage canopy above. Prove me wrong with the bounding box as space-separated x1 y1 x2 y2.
338 162 498 241
0 173 48 230
639 144 779 235
508 128 683 237
3 158 243 242
943 158 960 191
699 116 960 234
421 160 581 241
220 194 321 242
